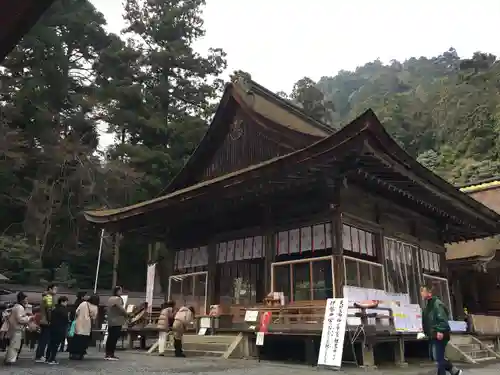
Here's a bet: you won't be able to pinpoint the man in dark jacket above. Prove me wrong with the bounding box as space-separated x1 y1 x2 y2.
45 296 69 364
421 284 462 375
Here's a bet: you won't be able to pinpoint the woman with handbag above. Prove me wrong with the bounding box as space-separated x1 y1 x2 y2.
68 294 98 360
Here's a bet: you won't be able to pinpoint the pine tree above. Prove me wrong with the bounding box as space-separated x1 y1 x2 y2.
110 0 227 196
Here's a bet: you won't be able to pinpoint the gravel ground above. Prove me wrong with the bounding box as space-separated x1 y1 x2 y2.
1 350 500 375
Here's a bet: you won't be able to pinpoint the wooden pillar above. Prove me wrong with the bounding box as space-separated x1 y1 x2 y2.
263 207 275 297
330 181 344 298
451 274 464 319
263 231 275 296
393 336 408 367
111 232 121 289
207 242 217 314
156 241 175 299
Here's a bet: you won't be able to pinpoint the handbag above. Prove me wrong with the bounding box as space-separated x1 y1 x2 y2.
68 320 76 337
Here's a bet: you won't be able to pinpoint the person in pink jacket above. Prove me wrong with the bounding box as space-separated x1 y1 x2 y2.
172 306 195 357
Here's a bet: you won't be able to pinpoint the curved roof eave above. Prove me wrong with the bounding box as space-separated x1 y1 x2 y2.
84 109 500 233
0 0 55 61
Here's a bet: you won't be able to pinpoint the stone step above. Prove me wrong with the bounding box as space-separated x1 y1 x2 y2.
181 342 231 352
161 348 225 357
183 334 237 344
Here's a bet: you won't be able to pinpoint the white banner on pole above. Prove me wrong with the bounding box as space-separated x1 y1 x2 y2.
318 298 348 368
146 263 156 313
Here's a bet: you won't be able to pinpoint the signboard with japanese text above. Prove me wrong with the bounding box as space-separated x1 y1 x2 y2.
318 298 348 368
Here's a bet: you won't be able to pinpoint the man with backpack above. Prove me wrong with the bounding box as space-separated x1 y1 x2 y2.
35 284 57 362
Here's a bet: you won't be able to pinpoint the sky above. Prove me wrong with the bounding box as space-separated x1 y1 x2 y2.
89 0 500 147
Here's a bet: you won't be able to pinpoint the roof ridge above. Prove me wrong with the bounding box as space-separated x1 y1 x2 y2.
231 72 335 135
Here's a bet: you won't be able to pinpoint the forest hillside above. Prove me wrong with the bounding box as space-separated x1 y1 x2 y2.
285 48 500 183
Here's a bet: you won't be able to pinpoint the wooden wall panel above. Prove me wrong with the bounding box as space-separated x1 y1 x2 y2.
201 110 291 181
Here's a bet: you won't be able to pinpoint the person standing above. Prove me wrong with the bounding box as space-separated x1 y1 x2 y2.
35 284 57 363
69 294 99 360
45 296 69 364
156 301 175 356
4 292 32 365
67 291 87 354
421 284 463 375
172 306 195 358
104 286 128 361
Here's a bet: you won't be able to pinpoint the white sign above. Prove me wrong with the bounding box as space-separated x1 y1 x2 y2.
255 332 265 346
199 317 211 329
146 263 156 312
318 298 348 368
244 310 259 322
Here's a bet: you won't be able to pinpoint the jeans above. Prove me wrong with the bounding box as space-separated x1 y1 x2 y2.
105 325 121 357
46 330 64 362
35 325 50 359
430 340 459 375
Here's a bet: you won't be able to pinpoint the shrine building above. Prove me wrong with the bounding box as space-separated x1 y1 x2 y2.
85 73 500 321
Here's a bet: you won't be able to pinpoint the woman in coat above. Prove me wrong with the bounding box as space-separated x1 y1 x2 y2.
156 301 175 355
68 294 99 360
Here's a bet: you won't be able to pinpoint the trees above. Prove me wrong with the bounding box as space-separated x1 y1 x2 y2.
290 49 500 183
289 77 336 126
103 0 227 197
0 0 119 286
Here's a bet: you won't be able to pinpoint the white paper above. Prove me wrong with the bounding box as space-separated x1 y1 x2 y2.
199 246 208 266
198 327 207 336
313 224 326 251
300 226 312 252
177 250 185 269
191 248 199 267
217 242 227 264
226 241 235 262
174 251 179 270
252 236 263 258
366 232 374 256
277 231 289 255
256 332 265 346
289 228 300 253
184 248 192 268
318 298 348 367
342 224 352 251
244 310 259 322
146 263 156 313
243 237 253 259
234 239 244 260
325 222 332 249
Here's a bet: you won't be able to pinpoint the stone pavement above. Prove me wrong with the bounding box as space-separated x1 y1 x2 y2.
1 350 500 375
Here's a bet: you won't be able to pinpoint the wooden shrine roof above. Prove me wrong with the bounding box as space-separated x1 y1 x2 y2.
447 179 500 262
165 73 330 192
85 109 500 243
0 0 55 61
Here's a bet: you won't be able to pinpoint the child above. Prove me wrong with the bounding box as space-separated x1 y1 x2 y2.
45 296 69 364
